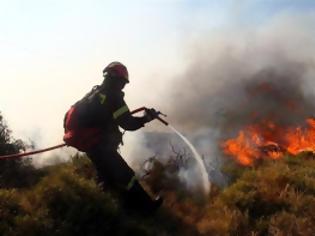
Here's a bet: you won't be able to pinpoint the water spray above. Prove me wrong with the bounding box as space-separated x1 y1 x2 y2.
169 125 211 195
134 107 211 195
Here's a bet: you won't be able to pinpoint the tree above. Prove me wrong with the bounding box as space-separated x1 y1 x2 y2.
0 112 42 188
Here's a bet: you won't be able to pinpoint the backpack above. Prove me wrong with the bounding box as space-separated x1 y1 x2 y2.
63 86 104 152
63 106 102 152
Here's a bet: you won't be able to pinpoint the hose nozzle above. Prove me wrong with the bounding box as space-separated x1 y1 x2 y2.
157 111 167 117
130 107 169 126
155 111 168 126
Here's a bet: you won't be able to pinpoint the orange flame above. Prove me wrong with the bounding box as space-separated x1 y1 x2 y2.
222 118 315 166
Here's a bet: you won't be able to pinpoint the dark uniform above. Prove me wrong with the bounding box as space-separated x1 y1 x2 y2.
64 82 160 213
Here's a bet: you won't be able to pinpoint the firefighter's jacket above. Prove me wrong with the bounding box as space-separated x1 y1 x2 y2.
63 84 146 151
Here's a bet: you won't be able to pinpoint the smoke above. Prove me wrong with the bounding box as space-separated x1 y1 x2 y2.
165 14 315 133
128 13 315 193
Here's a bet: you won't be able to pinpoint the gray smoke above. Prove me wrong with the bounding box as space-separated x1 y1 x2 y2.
165 14 315 136
130 13 315 191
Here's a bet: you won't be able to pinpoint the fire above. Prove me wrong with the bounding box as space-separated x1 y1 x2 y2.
222 118 315 165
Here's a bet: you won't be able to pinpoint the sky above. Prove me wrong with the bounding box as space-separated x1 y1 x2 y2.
0 0 315 163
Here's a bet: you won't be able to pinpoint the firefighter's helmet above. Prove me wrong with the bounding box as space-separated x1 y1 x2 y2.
103 61 129 83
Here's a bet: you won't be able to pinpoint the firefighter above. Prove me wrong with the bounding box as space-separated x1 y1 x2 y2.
63 62 162 213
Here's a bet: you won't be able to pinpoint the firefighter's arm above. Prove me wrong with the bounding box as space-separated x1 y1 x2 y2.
111 94 156 130
115 107 158 130
115 110 147 131
111 100 145 130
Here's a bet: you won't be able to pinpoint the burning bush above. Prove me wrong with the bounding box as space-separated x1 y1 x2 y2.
222 118 315 166
141 152 190 197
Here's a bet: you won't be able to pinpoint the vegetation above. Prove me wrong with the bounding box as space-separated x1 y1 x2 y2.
1 112 315 235
0 154 195 236
163 153 315 235
0 113 43 188
0 113 192 235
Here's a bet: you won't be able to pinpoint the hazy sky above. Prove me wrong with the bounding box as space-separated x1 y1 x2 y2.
0 0 314 152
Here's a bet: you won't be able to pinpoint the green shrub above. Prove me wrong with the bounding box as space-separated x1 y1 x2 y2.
0 189 25 235
22 164 120 236
162 154 315 235
0 112 45 189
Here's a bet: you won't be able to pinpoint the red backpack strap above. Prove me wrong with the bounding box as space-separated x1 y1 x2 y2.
64 106 78 131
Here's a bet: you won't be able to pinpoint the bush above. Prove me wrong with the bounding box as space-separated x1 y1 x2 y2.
160 154 315 235
0 112 43 188
0 189 25 235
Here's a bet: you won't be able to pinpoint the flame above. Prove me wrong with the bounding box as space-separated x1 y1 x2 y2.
222 118 315 166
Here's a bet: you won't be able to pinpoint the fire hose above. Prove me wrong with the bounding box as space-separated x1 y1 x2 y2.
0 107 168 160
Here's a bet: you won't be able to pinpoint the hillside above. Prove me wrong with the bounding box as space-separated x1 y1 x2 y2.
0 152 315 236
1 112 315 235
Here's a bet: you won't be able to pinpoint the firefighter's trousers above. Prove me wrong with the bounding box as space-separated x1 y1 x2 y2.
87 141 157 212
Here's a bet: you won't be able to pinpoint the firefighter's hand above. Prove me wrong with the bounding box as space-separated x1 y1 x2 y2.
144 108 158 122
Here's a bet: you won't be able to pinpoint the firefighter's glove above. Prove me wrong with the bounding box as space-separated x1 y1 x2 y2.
144 108 158 123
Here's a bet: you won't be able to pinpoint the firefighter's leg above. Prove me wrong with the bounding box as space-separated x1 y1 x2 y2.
87 145 162 212
87 145 129 190
123 178 163 213
107 150 163 213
